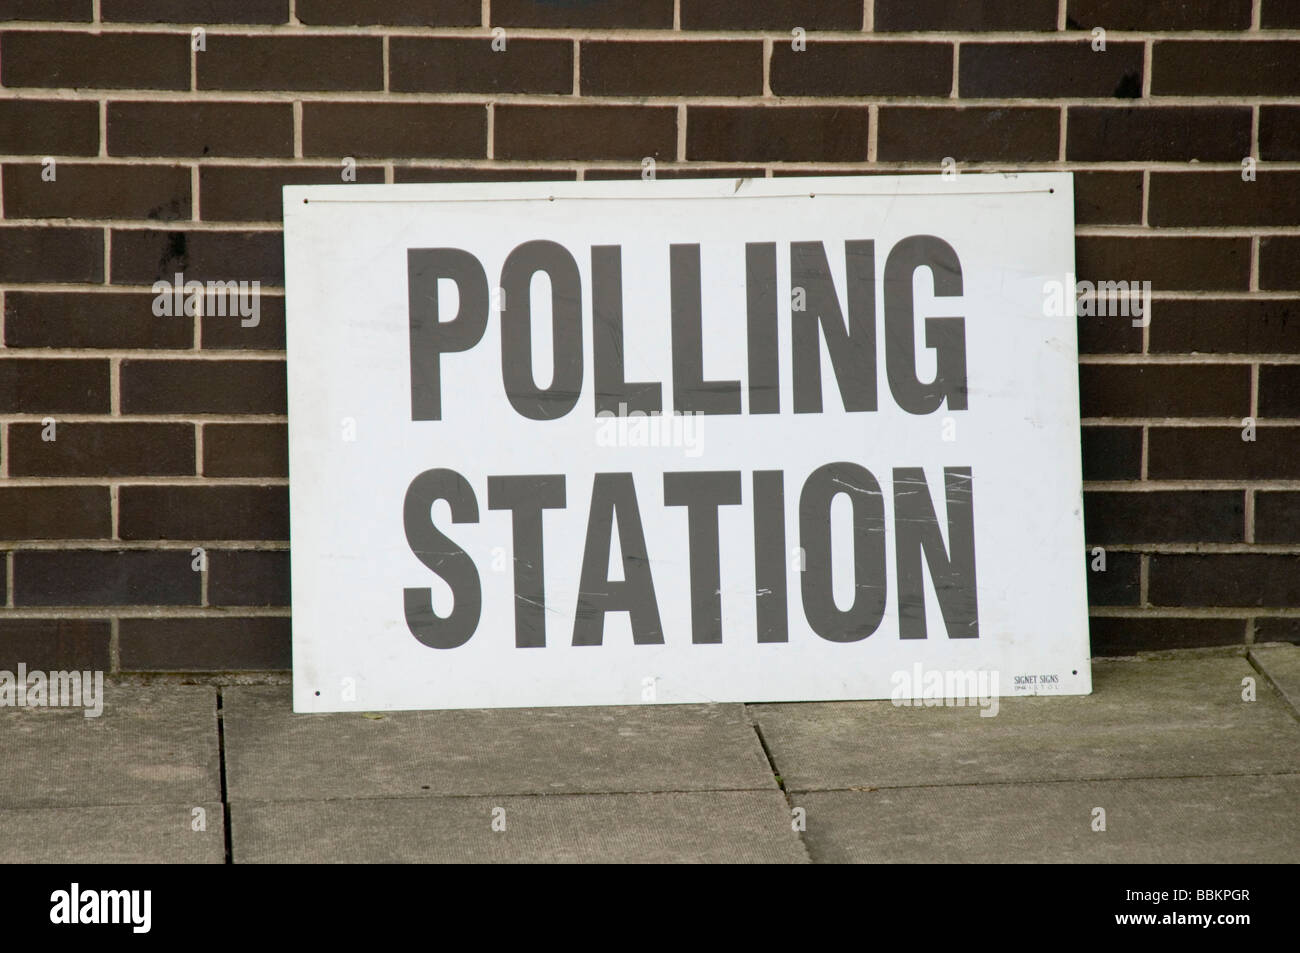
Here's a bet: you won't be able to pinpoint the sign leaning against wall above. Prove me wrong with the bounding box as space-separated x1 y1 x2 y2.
283 174 1089 713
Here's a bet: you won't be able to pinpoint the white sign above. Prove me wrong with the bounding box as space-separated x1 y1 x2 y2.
283 174 1090 713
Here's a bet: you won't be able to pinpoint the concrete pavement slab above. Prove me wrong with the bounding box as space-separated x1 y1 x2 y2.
1250 643 1300 716
749 656 1300 791
794 774 1300 863
223 685 776 800
0 803 225 863
0 685 220 808
230 790 807 863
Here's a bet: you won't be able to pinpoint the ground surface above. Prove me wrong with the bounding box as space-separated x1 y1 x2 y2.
2 645 1297 863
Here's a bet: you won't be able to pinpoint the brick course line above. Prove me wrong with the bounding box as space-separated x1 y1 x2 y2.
1090 607 1300 618
0 540 291 550
3 24 1300 39
0 607 292 618
8 155 1300 172
11 89 1300 104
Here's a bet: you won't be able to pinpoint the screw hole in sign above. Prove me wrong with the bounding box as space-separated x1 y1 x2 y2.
314 690 321 696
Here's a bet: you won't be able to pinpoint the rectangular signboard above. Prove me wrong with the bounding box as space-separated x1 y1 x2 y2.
283 174 1089 713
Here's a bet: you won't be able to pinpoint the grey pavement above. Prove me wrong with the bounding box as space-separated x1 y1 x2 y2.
1 645 1297 863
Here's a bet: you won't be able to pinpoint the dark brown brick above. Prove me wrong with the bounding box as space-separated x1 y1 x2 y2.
394 37 572 94
0 0 92 20
392 167 577 184
495 0 669 28
1077 312 1143 354
1067 107 1251 162
121 359 285 414
876 0 1057 31
1089 617 1246 656
118 616 290 671
201 296 285 350
585 41 762 97
1067 0 1252 30
1153 41 1300 96
877 107 1058 162
101 0 287 22
1148 426 1300 480
1150 553 1300 607
5 292 193 349
111 229 284 286
498 105 677 161
1084 490 1244 543
296 0 477 25
1254 618 1300 644
3 163 190 221
199 35 383 91
1076 314 1138 358
1074 172 1143 225
119 485 287 540
1260 106 1300 160
688 106 867 162
770 41 950 97
1263 0 1300 28
0 100 98 156
14 549 201 606
1 30 189 89
682 0 861 29
1260 365 1300 418
1256 491 1300 543
1079 364 1250 418
7 422 195 477
203 423 287 477
199 165 384 222
1075 237 1250 292
0 619 111 672
585 167 766 180
108 101 293 158
1082 426 1143 480
0 486 110 540
302 103 485 159
1149 172 1300 228
1150 299 1300 354
1259 237 1300 292
961 42 1142 99
0 358 109 413
1086 550 1140 606
0 227 102 283
208 549 290 605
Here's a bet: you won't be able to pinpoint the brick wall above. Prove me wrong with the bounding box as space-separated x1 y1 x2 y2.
0 0 1297 673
